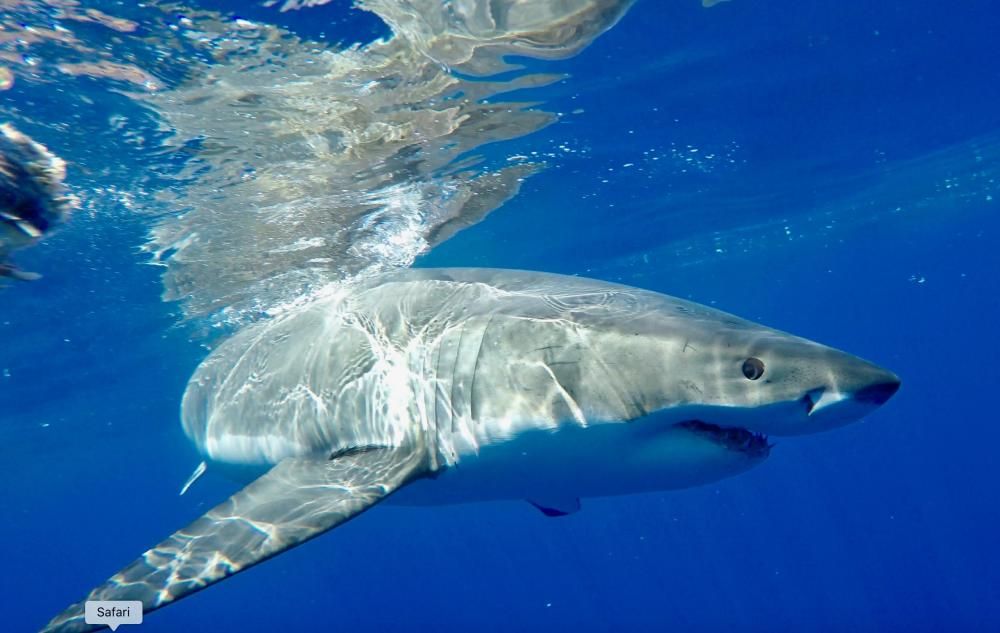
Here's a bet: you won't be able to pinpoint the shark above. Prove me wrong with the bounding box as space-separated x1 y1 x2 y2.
43 268 899 631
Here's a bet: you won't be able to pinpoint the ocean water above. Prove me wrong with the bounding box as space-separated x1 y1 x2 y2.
1 1 998 632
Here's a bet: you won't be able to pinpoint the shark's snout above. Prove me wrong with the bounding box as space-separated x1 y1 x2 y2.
717 339 902 437
786 359 900 434
854 378 901 406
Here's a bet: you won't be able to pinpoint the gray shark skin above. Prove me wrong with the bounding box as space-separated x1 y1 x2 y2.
43 268 899 632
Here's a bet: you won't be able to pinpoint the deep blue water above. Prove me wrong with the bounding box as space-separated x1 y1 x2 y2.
2 1 999 632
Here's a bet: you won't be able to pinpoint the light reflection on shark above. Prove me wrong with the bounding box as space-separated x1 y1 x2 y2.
43 269 898 631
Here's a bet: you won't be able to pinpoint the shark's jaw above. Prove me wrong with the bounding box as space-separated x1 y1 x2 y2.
674 420 771 459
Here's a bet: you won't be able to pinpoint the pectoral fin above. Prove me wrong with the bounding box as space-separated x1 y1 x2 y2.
43 446 429 632
527 495 581 517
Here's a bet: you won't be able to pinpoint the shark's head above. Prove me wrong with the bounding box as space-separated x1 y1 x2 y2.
596 293 900 440
706 330 901 436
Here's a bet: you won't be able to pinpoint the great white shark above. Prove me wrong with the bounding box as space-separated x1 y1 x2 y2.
43 268 899 631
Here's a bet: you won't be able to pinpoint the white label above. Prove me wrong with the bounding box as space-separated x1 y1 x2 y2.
84 601 143 631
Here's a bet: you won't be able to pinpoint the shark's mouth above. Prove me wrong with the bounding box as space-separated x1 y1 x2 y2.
676 420 772 458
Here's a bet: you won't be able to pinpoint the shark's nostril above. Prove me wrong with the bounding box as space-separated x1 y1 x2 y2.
854 380 901 406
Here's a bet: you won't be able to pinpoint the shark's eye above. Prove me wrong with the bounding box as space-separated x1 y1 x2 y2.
742 357 765 380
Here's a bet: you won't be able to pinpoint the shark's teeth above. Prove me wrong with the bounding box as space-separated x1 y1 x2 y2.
675 420 771 458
